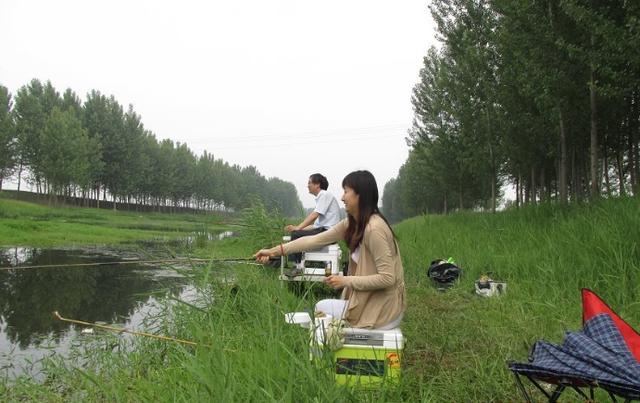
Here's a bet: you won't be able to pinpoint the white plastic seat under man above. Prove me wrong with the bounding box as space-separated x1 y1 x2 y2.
282 235 342 276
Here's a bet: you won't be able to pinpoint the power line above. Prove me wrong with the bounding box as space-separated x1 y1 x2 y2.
208 132 406 150
190 123 408 144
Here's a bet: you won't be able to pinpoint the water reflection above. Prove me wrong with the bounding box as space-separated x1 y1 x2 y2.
0 247 189 379
134 230 236 251
184 230 236 248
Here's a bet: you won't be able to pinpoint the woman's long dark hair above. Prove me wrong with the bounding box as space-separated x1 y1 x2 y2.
342 170 397 252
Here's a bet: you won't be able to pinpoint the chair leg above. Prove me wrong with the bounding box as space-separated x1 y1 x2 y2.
549 385 565 403
569 385 589 400
525 375 552 400
512 372 535 403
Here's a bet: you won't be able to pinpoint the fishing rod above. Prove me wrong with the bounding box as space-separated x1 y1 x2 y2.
0 257 276 271
53 311 208 347
216 221 284 229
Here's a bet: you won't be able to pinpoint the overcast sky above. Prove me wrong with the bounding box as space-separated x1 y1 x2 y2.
1 0 437 208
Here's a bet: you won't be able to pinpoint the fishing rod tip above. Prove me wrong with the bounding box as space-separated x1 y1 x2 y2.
52 311 62 320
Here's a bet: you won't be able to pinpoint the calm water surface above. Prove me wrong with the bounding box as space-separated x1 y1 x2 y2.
0 246 195 380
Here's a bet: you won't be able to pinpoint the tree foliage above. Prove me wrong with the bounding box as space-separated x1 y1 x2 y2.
0 85 16 189
40 108 94 198
2 79 302 215
387 0 640 221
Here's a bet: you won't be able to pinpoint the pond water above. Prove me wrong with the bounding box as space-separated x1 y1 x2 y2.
0 246 196 380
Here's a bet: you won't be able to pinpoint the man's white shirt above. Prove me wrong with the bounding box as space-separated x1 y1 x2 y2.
313 189 341 229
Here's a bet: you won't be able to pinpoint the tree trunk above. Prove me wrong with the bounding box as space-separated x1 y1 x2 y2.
571 146 577 202
635 138 640 197
530 166 536 204
629 132 637 196
17 163 22 192
519 174 524 205
577 163 584 201
629 91 639 196
443 192 448 215
616 149 625 196
540 167 546 202
589 42 599 198
559 109 568 204
490 178 496 213
603 150 611 196
486 110 496 213
602 126 609 196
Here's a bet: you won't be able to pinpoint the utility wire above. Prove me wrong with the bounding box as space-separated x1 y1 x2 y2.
192 123 407 143
208 133 405 150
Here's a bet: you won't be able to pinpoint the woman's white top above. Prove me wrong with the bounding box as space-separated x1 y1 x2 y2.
350 245 361 264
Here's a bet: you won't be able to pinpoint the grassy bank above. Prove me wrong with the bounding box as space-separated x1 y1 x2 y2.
0 196 226 248
2 196 639 401
396 196 640 401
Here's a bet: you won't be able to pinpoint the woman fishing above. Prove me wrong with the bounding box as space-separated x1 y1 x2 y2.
254 170 405 330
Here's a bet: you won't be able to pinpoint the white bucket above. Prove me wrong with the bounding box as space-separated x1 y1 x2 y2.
284 312 312 328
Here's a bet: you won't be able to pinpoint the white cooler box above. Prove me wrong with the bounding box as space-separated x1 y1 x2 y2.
304 314 405 387
302 244 342 276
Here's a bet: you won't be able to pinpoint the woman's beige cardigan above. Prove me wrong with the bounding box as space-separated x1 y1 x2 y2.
274 215 405 329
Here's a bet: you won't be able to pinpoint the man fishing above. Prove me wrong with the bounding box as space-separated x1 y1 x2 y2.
285 173 341 275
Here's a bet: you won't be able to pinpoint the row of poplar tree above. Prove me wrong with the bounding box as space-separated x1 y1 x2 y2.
383 0 639 222
0 79 303 216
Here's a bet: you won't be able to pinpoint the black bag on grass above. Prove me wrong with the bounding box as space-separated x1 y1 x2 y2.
427 259 462 286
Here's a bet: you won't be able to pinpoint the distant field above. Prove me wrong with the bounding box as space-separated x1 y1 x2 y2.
0 195 226 247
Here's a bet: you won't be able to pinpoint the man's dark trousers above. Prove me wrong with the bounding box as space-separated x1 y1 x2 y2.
289 227 327 264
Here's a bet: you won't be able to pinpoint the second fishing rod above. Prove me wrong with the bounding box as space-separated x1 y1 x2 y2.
0 256 279 271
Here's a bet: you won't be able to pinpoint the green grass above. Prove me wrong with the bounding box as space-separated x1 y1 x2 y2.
395 196 640 401
0 197 227 248
2 196 639 401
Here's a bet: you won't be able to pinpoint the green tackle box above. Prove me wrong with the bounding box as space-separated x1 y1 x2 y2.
310 317 404 387
332 327 404 386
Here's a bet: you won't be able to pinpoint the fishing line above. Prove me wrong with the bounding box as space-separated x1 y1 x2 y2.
0 257 272 271
216 222 283 229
